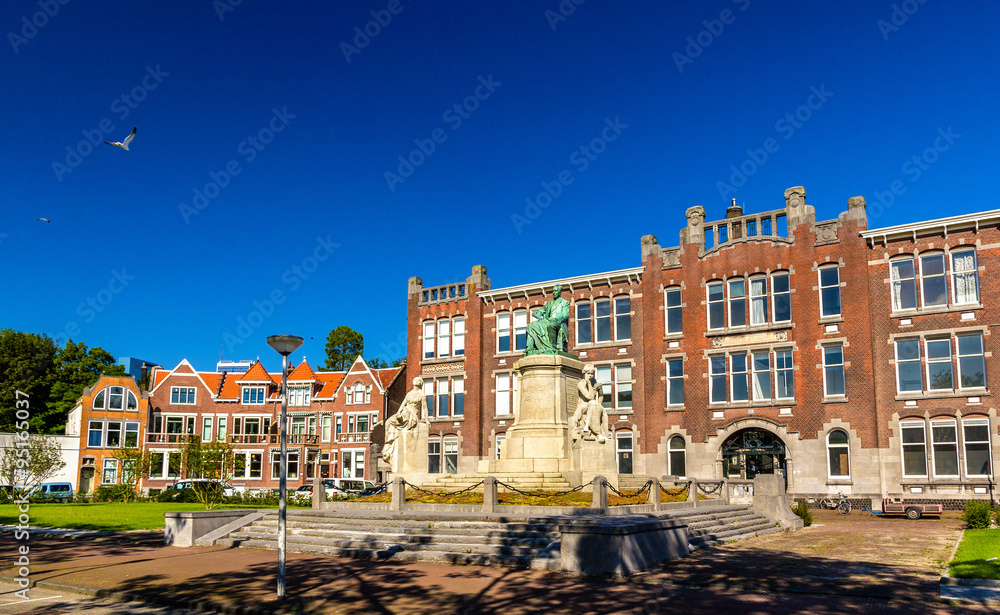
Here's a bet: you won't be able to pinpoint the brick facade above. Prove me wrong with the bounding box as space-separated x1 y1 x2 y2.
404 186 999 503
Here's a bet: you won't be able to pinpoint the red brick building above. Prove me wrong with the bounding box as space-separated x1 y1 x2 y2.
103 356 405 494
405 186 998 504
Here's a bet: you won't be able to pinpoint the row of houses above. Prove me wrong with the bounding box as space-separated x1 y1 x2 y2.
403 186 999 504
64 357 405 493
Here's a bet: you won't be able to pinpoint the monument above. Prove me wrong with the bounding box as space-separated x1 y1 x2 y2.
377 377 430 475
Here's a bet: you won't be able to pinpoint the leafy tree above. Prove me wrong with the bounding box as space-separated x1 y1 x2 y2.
0 329 58 432
0 434 66 492
45 340 124 433
323 326 363 371
391 358 404 368
180 438 236 509
367 357 389 369
116 446 152 502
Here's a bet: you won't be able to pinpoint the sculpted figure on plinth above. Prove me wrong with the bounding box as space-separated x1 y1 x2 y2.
524 284 571 356
379 377 425 466
572 364 607 443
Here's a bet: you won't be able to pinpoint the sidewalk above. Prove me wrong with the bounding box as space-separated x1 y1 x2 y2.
0 511 993 614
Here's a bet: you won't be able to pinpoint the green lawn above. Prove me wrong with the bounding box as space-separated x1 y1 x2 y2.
949 529 1000 580
0 502 276 532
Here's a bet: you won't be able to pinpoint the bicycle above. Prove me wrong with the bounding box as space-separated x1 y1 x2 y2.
818 491 852 515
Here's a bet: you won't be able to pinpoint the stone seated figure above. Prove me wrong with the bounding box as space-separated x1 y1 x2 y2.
572 364 607 443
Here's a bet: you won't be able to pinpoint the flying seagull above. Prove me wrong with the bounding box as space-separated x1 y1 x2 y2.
37 218 50 223
104 126 137 151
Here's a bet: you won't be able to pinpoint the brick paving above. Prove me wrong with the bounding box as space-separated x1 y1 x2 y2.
0 509 993 614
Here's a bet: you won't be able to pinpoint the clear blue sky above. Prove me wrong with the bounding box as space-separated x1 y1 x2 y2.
2 1 998 373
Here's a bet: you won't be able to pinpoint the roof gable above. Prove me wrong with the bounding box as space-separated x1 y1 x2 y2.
237 360 272 382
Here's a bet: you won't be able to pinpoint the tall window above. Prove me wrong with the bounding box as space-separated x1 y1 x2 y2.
957 333 986 388
289 386 310 407
925 338 953 391
453 318 465 356
109 386 124 410
666 359 684 406
709 356 727 403
423 321 435 358
124 423 139 448
576 302 592 344
823 345 846 397
895 334 986 394
963 418 992 477
496 373 513 415
595 299 612 342
891 258 918 311
775 349 794 399
664 288 682 334
272 451 299 479
931 419 959 477
668 435 686 477
728 279 746 327
150 452 165 478
952 250 979 305
321 415 331 442
827 430 850 478
819 265 841 317
106 421 122 447
497 313 511 353
443 437 458 474
731 354 749 402
707 282 725 330
772 273 791 322
616 431 633 474
595 364 632 410
895 339 922 393
437 319 451 357
102 459 118 484
428 437 441 473
217 417 227 442
920 254 947 307
436 379 450 417
513 310 528 351
615 296 632 340
752 351 771 400
900 421 927 477
171 387 196 404
202 417 213 442
453 377 465 417
749 277 768 325
88 421 103 447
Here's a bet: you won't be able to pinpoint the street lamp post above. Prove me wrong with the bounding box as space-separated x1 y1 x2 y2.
266 334 303 600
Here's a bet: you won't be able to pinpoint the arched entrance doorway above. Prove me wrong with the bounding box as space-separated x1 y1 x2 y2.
721 428 786 479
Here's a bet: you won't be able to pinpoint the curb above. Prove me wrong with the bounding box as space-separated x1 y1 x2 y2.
0 575 284 615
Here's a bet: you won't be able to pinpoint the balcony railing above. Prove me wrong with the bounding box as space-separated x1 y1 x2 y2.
147 433 194 443
705 209 789 251
334 432 370 443
229 434 321 445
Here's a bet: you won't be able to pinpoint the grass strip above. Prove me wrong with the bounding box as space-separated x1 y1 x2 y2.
949 529 1000 581
0 502 275 532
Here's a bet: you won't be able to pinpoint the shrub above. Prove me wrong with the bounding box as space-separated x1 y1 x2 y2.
93 485 134 503
961 500 994 529
156 487 200 503
793 500 813 527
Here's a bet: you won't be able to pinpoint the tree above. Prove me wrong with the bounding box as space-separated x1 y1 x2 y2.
367 357 389 369
45 340 125 433
323 326 363 371
0 435 66 493
0 330 58 432
180 438 236 510
115 447 152 502
391 358 404 368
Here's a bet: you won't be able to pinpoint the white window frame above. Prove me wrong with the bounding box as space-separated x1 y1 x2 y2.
170 386 196 405
437 319 451 358
774 349 794 400
827 429 850 479
513 309 529 351
749 276 768 326
217 416 227 442
728 279 746 328
242 386 266 405
453 317 465 356
951 249 979 305
423 321 436 359
102 459 119 485
495 434 505 460
930 419 959 478
900 421 928 478
614 363 633 409
818 265 842 318
202 416 213 442
822 344 846 398
962 418 992 478
576 301 592 344
126 390 138 410
495 373 512 416
497 312 511 353
919 252 948 308
707 281 725 330
664 287 682 335
925 338 953 392
88 420 104 447
894 338 922 394
614 295 632 341
709 355 727 403
752 351 771 401
771 273 791 323
956 333 986 390
730 353 749 402
443 436 458 474
594 298 612 343
666 358 684 406
321 415 332 442
890 257 918 311
668 435 686 478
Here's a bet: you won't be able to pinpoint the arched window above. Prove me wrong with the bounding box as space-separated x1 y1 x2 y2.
93 388 106 409
668 435 686 477
827 429 850 478
126 390 138 410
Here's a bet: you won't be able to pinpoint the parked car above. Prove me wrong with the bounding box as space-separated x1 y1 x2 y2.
295 479 378 499
164 479 235 498
33 482 74 503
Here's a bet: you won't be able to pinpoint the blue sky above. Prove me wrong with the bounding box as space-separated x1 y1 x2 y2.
2 1 998 373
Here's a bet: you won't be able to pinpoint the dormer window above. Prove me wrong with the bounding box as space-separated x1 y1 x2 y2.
108 386 124 410
346 382 370 405
242 386 266 405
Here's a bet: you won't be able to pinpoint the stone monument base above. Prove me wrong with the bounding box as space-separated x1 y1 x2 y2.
565 434 619 489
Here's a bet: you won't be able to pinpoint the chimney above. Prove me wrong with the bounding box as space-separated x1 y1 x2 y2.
726 198 743 219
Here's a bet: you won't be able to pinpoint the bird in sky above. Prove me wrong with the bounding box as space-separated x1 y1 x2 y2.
36 218 50 223
104 126 136 151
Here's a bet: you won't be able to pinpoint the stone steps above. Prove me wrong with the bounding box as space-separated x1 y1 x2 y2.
660 505 783 550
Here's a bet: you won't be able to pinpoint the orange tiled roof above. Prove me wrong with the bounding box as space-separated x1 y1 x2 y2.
218 372 240 400
373 366 403 389
201 373 222 395
152 370 170 389
237 360 272 382
315 371 346 398
288 361 317 381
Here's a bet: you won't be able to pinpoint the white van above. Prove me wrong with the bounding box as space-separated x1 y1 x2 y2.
35 482 74 502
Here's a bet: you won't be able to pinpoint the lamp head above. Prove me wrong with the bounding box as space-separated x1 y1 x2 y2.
267 335 304 357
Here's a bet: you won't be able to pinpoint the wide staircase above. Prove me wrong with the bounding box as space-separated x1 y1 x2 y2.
418 472 574 491
212 504 786 568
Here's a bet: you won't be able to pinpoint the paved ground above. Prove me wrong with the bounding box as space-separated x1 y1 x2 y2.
0 508 993 614
0 581 201 614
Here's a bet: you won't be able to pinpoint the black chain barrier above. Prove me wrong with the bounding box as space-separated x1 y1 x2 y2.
365 481 389 496
400 479 485 498
659 482 690 497
697 481 724 495
494 480 590 499
606 479 653 499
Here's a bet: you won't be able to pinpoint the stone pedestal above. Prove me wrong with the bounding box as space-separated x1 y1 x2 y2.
491 355 582 475
391 422 429 475
568 433 619 489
